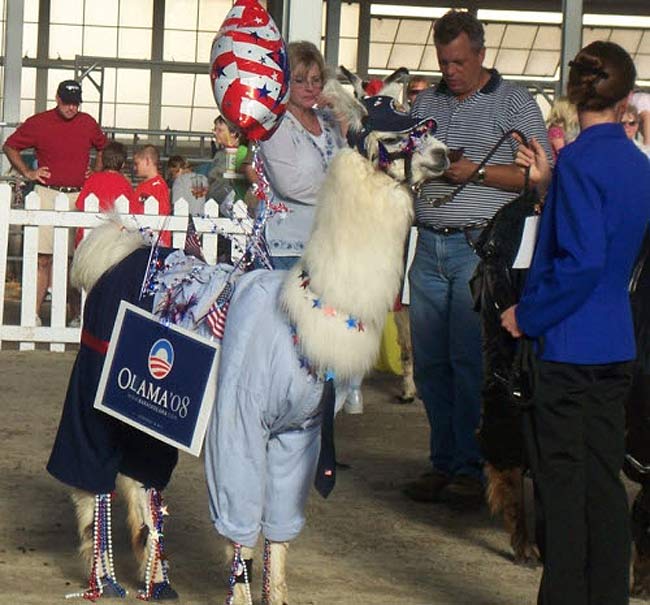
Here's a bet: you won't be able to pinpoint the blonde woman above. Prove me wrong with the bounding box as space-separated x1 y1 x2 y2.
546 95 578 160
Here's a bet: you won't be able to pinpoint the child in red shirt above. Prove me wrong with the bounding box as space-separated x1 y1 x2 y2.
75 141 133 247
132 144 171 246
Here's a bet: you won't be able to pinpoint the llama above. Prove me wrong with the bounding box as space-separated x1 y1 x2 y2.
47 76 449 603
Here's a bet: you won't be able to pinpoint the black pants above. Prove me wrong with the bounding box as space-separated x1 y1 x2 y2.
525 360 633 605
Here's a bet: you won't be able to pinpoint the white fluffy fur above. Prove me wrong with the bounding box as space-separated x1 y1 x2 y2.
71 489 96 573
115 474 153 580
281 148 413 380
71 215 145 293
322 78 366 134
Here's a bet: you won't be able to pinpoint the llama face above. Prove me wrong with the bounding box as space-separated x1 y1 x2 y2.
365 125 449 186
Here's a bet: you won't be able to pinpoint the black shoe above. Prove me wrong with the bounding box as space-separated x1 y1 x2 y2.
440 474 485 510
402 469 451 502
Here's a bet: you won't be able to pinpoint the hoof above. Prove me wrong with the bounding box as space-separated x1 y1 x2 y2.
99 576 127 598
513 545 540 568
140 581 179 601
395 394 415 404
632 585 649 599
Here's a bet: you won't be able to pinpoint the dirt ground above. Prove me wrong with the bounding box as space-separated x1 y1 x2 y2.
0 350 645 605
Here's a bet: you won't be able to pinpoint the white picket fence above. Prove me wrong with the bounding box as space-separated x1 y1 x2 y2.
0 183 246 352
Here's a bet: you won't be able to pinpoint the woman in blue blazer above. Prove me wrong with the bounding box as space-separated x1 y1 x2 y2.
502 41 650 605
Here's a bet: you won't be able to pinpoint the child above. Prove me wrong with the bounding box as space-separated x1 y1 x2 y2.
74 141 133 248
167 155 209 216
207 117 250 204
546 95 578 160
132 144 171 246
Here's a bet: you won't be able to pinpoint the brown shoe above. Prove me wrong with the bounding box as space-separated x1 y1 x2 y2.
402 469 451 502
441 474 485 510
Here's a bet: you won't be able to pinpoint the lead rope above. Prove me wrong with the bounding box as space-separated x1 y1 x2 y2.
422 128 530 208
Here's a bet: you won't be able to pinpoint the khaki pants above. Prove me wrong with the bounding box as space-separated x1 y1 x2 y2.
34 185 79 255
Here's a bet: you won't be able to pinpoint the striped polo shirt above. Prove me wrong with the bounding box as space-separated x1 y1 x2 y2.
411 69 551 229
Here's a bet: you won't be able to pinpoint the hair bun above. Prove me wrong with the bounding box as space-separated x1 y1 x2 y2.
568 59 609 81
567 41 636 111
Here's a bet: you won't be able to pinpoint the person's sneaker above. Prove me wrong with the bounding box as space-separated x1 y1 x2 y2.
440 474 485 510
402 469 451 502
344 387 364 414
68 316 82 328
35 315 42 327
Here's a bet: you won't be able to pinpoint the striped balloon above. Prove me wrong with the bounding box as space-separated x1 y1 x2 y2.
210 0 290 142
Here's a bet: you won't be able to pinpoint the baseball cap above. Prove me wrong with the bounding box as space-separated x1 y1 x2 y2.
57 80 82 105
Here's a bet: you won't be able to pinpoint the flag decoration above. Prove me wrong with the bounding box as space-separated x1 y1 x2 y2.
210 0 290 142
205 282 233 340
184 215 206 262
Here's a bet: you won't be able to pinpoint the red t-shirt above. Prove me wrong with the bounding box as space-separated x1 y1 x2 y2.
132 175 171 246
74 171 134 247
5 108 107 188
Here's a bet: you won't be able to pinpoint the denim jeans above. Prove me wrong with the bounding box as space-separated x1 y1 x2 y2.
408 228 483 479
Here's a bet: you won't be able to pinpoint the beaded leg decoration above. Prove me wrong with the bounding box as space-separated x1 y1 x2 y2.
137 488 177 601
66 493 126 601
261 539 289 605
225 543 253 605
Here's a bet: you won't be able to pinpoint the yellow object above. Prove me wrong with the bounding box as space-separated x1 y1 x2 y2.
375 312 403 375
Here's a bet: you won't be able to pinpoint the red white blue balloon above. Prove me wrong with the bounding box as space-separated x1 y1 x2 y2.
210 0 290 141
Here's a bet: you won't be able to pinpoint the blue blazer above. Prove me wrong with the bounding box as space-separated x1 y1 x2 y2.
516 123 650 364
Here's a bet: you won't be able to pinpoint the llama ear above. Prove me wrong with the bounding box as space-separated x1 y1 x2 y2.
382 67 409 87
380 67 410 100
338 65 366 100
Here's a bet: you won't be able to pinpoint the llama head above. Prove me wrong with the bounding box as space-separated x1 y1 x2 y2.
327 66 449 189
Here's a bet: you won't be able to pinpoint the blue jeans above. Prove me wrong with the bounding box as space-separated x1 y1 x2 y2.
408 228 483 479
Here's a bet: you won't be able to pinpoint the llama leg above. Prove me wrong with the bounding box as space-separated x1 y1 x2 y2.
118 474 178 600
68 490 126 599
631 484 650 597
225 542 255 605
262 539 289 605
484 464 538 566
394 307 416 403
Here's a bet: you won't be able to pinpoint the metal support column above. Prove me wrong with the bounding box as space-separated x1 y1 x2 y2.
357 0 371 78
3 0 24 124
2 0 24 172
324 0 341 69
149 0 165 132
35 0 50 113
560 0 583 95
268 0 286 38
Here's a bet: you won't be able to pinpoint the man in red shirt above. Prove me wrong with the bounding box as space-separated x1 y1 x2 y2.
3 79 107 324
132 144 171 246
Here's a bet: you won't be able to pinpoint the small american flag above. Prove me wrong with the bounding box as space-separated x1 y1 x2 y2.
184 215 205 262
206 281 233 340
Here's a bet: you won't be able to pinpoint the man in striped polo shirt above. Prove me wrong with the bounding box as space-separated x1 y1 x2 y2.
403 10 551 509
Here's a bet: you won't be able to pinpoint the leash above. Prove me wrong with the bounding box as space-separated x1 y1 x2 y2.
422 128 531 208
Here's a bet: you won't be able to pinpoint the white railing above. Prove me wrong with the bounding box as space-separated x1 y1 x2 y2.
0 184 245 352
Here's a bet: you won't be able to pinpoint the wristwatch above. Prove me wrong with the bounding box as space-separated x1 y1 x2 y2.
473 166 487 184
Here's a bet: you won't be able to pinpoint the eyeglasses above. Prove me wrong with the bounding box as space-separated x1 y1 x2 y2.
292 76 323 88
622 120 638 126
